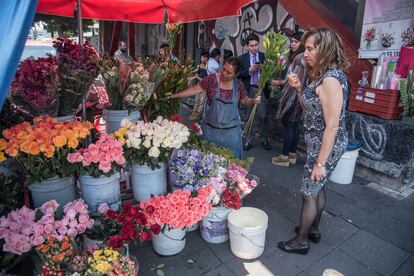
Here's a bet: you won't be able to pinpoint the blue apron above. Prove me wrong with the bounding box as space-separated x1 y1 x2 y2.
202 74 242 159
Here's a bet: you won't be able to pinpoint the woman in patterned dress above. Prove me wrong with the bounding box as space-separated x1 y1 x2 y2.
278 28 349 255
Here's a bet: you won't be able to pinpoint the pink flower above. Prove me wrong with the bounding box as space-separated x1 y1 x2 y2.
66 209 77 220
73 199 86 212
82 152 93 166
67 228 78 238
98 203 109 214
31 235 45 246
44 224 55 234
40 200 59 215
115 154 126 165
76 224 86 233
69 220 78 228
85 219 94 229
100 142 110 152
67 152 83 163
0 217 9 228
40 214 54 225
78 214 89 224
57 226 67 235
99 161 112 173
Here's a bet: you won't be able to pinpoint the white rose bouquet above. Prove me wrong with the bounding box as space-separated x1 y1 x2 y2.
114 116 190 169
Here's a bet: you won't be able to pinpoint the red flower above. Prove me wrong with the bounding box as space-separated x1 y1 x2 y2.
169 114 182 122
223 189 241 209
106 209 116 219
150 224 161 235
190 123 201 133
146 205 155 214
141 231 152 241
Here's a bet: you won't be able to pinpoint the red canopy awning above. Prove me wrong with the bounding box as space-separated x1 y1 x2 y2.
36 0 255 23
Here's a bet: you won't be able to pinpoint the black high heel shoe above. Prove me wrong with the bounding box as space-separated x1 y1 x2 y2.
294 226 321 243
277 241 309 255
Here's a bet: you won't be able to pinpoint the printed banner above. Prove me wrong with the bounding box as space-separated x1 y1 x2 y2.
359 0 414 59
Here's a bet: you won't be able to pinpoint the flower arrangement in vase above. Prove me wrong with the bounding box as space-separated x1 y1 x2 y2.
8 56 59 117
0 199 93 255
1 115 93 184
364 27 377 49
53 36 99 116
114 117 190 169
67 134 125 177
85 202 161 250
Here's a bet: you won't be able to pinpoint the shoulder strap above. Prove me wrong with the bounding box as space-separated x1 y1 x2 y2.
215 73 221 97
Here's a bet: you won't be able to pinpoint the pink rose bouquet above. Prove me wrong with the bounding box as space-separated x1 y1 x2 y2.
140 186 212 230
0 199 93 255
67 134 126 177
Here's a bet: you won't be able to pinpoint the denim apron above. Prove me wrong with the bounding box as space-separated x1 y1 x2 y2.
202 74 242 159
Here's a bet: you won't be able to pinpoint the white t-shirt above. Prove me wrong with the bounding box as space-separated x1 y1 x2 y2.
206 58 220 75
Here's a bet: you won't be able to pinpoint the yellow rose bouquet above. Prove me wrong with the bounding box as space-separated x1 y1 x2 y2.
0 115 93 184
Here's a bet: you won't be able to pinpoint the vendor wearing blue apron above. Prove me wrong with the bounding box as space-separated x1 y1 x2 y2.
170 57 261 159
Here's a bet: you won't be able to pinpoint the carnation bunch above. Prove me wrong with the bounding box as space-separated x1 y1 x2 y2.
1 115 93 184
140 186 212 229
86 202 160 249
114 116 190 169
36 236 76 273
82 248 138 276
67 134 126 177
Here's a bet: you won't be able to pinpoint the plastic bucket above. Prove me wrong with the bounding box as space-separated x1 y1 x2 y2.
330 149 359 185
83 235 103 250
187 222 199 232
152 228 186 256
130 163 167 202
103 109 141 134
79 173 121 212
29 175 76 209
228 207 268 259
200 206 231 244
56 114 76 122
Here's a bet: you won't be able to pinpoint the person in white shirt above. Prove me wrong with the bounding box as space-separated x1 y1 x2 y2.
206 48 221 75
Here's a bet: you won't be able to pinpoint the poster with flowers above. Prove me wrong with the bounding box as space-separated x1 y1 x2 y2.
359 0 414 59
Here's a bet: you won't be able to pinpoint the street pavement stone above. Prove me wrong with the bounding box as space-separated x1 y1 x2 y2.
392 255 414 276
202 264 237 276
338 230 409 275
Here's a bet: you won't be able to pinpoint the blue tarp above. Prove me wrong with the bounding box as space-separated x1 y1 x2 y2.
0 0 38 111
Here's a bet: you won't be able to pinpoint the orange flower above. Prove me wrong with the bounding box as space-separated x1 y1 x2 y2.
53 135 67 148
61 241 70 250
28 141 40 155
44 145 55 158
0 139 7 150
68 137 79 149
78 128 90 139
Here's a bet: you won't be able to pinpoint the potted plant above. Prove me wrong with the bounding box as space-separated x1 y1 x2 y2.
67 134 126 212
114 116 190 202
140 186 212 256
201 163 258 244
99 58 151 133
1 115 93 208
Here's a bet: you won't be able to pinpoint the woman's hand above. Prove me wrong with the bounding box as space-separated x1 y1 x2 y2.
310 163 326 182
252 95 261 104
287 73 302 93
271 79 285 87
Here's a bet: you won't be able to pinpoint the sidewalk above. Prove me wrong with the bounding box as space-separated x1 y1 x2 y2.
131 106 414 276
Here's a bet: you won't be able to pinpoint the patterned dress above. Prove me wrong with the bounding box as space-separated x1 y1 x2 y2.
301 68 348 196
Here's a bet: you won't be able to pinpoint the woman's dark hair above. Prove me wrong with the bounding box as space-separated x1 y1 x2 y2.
246 33 260 45
223 57 242 74
160 43 170 49
288 31 305 63
210 48 221 58
223 49 233 60
200 49 209 58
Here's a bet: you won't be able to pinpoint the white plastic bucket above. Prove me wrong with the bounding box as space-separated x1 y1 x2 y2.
187 222 199 232
83 235 103 250
79 173 121 212
29 175 76 209
330 149 359 185
130 163 167 202
103 109 141 134
228 207 268 259
200 206 231 243
56 114 76 122
152 228 186 256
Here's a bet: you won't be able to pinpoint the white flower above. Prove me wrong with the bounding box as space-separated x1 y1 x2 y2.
148 146 160 158
130 138 142 148
143 138 151 148
120 118 133 129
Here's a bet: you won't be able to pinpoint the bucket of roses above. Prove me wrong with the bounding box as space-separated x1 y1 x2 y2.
83 202 161 253
140 186 212 256
114 116 190 202
0 115 93 208
100 58 152 134
67 134 126 212
201 163 258 244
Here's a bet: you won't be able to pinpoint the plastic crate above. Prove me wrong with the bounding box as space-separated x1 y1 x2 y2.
348 85 403 120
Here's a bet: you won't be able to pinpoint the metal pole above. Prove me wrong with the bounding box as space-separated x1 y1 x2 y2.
77 0 87 121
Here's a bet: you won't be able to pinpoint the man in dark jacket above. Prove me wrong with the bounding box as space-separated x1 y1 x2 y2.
238 33 270 151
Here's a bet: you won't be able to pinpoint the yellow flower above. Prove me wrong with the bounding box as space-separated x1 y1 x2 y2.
0 152 6 162
0 139 8 151
68 137 79 149
53 135 67 148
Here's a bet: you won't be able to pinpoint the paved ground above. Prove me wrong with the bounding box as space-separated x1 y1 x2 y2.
131 106 414 276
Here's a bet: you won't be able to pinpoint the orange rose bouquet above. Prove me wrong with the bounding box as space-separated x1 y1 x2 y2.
0 115 93 184
36 236 76 275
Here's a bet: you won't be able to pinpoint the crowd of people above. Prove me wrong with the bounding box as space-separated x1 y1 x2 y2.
116 27 350 255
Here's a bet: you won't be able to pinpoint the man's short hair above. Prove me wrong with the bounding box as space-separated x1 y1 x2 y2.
200 49 209 58
118 41 126 46
223 49 233 60
246 33 260 44
210 48 221 58
160 43 170 49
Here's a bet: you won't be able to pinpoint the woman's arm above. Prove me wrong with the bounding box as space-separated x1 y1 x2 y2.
311 77 343 182
170 83 204 99
240 95 261 106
